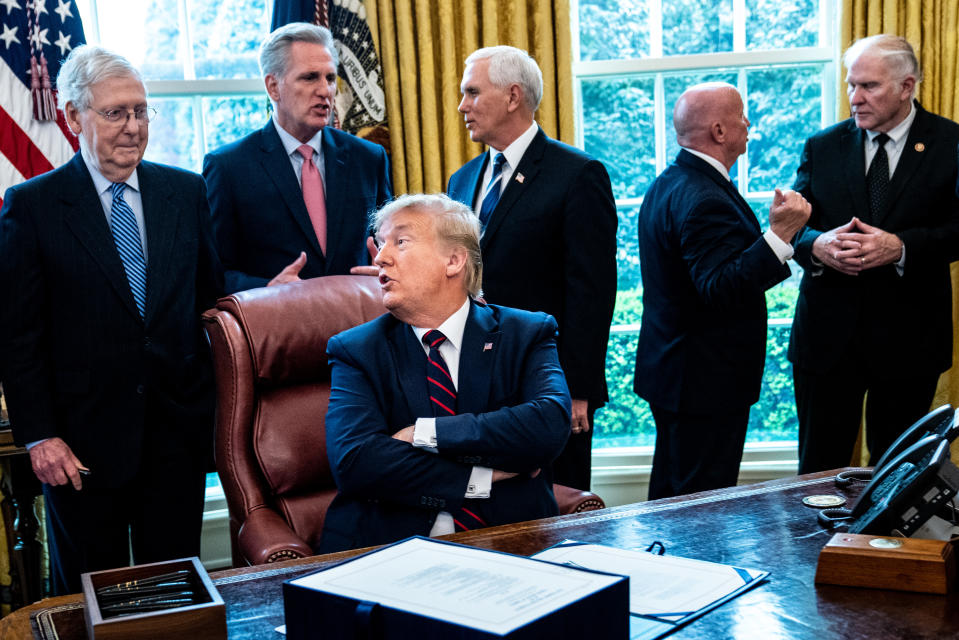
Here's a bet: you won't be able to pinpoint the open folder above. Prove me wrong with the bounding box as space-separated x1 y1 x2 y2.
532 540 769 640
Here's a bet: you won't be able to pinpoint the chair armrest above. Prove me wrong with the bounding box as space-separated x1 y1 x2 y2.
237 508 314 564
553 484 606 514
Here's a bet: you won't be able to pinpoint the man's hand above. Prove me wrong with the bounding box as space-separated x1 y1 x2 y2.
29 438 85 490
811 219 863 275
768 188 811 244
571 398 590 434
350 236 380 276
391 425 415 443
835 217 904 270
268 251 307 286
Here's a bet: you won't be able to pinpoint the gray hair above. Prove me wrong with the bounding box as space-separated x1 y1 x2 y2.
259 22 338 79
844 34 923 90
465 46 543 112
372 194 483 298
56 45 144 116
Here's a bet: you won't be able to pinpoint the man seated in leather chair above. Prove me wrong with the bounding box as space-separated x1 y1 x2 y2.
319 194 571 553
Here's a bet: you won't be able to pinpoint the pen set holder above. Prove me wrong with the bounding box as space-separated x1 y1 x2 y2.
81 557 226 639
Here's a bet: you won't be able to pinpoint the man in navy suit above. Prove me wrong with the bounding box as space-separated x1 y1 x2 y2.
0 46 222 593
319 194 570 553
447 46 616 491
203 22 392 294
790 35 959 473
633 83 810 499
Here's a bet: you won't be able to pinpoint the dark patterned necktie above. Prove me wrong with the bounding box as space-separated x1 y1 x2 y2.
866 133 891 221
478 152 507 226
421 330 486 531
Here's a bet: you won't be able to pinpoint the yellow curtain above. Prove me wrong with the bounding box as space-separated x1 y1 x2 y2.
364 0 575 194
842 0 959 463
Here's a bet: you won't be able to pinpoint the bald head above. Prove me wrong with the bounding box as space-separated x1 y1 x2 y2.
673 82 749 169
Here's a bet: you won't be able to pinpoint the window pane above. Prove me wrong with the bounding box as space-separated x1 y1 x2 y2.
578 0 649 62
748 322 798 441
746 0 819 50
581 77 656 199
188 0 271 79
663 70 739 182
202 96 270 154
594 332 655 448
95 0 185 79
144 98 199 171
616 204 642 295
746 65 823 193
663 0 733 56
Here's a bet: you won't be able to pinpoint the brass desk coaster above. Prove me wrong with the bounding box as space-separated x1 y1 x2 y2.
815 533 955 594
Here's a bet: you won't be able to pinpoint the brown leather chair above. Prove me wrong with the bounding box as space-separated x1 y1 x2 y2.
203 275 605 566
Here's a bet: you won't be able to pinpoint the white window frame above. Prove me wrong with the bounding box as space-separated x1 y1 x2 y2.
572 0 841 471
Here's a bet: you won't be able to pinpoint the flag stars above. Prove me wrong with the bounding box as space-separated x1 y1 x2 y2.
0 0 21 14
27 0 46 14
0 23 19 48
29 25 49 48
53 29 70 54
53 0 71 22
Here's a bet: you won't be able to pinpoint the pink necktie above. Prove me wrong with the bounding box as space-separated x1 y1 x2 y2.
297 144 327 254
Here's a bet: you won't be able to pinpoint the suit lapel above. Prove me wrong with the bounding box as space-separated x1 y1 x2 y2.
138 162 181 323
879 103 930 226
676 150 760 235
840 123 871 222
322 127 348 269
258 122 326 261
481 128 546 250
449 154 486 209
456 302 499 416
60 154 142 321
388 319 433 420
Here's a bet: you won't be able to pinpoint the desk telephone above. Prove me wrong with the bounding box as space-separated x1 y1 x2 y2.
818 405 959 539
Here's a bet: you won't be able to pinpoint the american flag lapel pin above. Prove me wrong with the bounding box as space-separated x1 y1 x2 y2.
515 173 525 184
483 342 493 351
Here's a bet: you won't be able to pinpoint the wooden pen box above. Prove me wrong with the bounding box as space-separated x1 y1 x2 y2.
81 557 226 640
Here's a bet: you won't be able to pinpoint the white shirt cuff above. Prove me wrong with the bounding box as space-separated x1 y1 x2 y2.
26 438 48 450
895 243 905 275
413 417 438 451
763 229 794 263
466 466 492 498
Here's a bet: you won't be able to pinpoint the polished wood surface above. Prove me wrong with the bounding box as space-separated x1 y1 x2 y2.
3 471 957 639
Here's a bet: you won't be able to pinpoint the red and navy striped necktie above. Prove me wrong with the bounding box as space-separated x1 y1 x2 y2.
422 329 486 532
423 330 456 416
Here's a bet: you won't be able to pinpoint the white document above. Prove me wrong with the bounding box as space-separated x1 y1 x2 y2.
532 541 766 623
290 537 622 635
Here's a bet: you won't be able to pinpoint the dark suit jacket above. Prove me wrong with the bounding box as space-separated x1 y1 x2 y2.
202 121 392 294
633 150 791 413
0 154 222 486
790 103 959 377
447 128 617 408
319 302 571 553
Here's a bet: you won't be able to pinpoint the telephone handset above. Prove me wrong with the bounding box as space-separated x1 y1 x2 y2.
845 434 959 536
834 404 957 488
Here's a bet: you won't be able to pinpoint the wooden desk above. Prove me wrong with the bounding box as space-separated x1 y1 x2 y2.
3 471 957 639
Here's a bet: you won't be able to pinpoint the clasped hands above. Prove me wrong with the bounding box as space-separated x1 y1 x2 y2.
391 425 539 482
811 217 903 276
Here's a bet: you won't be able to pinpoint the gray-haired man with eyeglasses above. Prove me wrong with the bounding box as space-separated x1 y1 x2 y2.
0 44 224 594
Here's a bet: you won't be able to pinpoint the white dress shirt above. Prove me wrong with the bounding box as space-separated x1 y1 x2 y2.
272 115 327 191
409 299 493 536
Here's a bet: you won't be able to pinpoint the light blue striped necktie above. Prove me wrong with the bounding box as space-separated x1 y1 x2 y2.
478 152 507 226
110 182 147 317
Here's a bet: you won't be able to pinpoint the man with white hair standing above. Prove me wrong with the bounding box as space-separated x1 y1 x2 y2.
320 194 570 552
448 46 617 492
790 35 959 473
0 45 222 593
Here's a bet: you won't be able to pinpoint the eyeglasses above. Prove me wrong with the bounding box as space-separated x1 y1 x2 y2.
91 107 157 124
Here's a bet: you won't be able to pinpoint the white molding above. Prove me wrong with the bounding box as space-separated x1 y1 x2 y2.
145 79 264 96
574 47 834 78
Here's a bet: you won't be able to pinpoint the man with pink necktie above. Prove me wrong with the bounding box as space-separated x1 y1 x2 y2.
204 22 392 294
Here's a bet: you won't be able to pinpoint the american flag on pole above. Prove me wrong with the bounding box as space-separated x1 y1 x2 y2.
0 0 85 207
